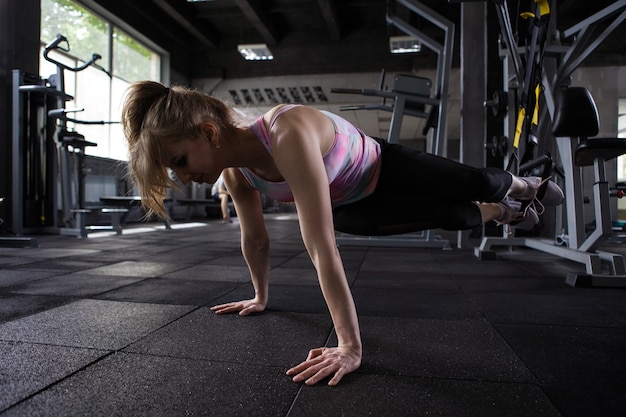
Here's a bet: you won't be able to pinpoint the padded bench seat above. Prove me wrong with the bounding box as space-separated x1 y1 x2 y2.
575 138 626 166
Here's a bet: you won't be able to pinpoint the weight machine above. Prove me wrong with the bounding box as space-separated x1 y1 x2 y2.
474 0 626 287
10 34 118 239
330 0 454 249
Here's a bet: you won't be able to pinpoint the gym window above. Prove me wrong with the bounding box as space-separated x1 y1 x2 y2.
40 0 165 161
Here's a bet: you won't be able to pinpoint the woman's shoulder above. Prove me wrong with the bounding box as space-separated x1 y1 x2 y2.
264 104 330 130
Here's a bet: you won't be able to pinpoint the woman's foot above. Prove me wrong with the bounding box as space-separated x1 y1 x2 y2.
509 176 564 211
495 199 539 231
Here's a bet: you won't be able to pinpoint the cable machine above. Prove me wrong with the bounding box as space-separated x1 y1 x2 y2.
10 34 115 239
474 0 626 287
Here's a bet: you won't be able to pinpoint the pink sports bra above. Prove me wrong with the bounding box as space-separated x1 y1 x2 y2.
240 104 381 207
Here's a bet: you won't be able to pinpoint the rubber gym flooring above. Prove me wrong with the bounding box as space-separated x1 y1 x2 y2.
1 214 625 417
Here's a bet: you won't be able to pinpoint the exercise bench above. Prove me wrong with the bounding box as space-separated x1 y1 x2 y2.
63 207 129 239
100 196 172 230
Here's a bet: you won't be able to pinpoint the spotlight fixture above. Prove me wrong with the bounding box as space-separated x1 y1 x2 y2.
237 44 274 61
389 36 421 54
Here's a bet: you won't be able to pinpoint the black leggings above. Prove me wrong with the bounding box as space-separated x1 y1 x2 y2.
332 138 512 236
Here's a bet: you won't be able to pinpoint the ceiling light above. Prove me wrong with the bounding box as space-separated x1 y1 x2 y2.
237 44 274 61
389 36 421 54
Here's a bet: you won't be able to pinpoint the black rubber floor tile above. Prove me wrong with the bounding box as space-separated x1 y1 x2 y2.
268 267 319 285
577 287 626 317
495 323 626 417
0 247 99 259
0 269 61 288
289 374 560 417
0 293 74 324
124 308 332 368
354 270 459 291
162 264 251 282
454 274 567 292
470 292 626 327
81 260 188 277
0 255 36 267
0 299 193 349
95 278 243 306
204 254 249 267
360 255 446 274
339 316 535 383
4 257 111 272
211 283 330 314
1 352 298 417
443 259 535 277
5 272 147 297
352 287 482 319
0 340 107 412
140 249 230 264
62 239 139 251
278 252 316 269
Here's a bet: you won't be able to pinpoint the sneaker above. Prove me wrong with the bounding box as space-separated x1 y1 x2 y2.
495 199 540 232
510 176 564 209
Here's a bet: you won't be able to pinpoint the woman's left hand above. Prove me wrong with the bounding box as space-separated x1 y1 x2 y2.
286 345 362 386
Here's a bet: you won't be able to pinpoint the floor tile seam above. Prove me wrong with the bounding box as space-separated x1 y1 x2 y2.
0 290 81 301
0 350 118 415
194 281 253 308
284 385 304 417
0 338 113 354
80 276 162 299
0 268 71 283
0 303 204 351
117 349 289 372
345 248 371 289
0 295 80 324
268 249 309 271
487 322 551 394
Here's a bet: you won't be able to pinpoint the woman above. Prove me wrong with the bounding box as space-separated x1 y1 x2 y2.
121 81 563 387
211 173 232 223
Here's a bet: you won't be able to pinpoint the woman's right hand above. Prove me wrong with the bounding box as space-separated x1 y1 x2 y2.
210 298 266 316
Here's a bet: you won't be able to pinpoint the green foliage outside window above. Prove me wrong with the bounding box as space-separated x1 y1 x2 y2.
41 0 158 82
41 0 109 70
40 0 162 160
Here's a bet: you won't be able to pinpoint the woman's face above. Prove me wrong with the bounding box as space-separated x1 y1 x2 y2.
165 136 220 185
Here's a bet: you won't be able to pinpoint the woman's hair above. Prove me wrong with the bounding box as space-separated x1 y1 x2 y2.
121 81 236 219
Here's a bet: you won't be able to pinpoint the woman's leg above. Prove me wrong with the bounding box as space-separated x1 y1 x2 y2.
333 193 484 235
373 139 513 203
219 193 231 221
332 139 533 236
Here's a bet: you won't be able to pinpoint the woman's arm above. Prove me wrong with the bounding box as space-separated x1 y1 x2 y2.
210 168 270 315
270 107 362 386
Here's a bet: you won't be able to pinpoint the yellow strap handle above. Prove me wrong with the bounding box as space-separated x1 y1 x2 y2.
520 0 550 19
536 0 550 17
513 107 526 150
532 84 541 126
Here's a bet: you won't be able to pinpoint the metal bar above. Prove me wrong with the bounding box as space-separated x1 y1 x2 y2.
557 9 626 85
562 0 626 40
495 1 523 80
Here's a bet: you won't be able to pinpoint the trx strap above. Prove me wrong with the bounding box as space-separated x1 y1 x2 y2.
507 0 551 174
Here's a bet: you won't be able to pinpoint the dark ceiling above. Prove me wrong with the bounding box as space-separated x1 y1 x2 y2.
90 0 626 81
